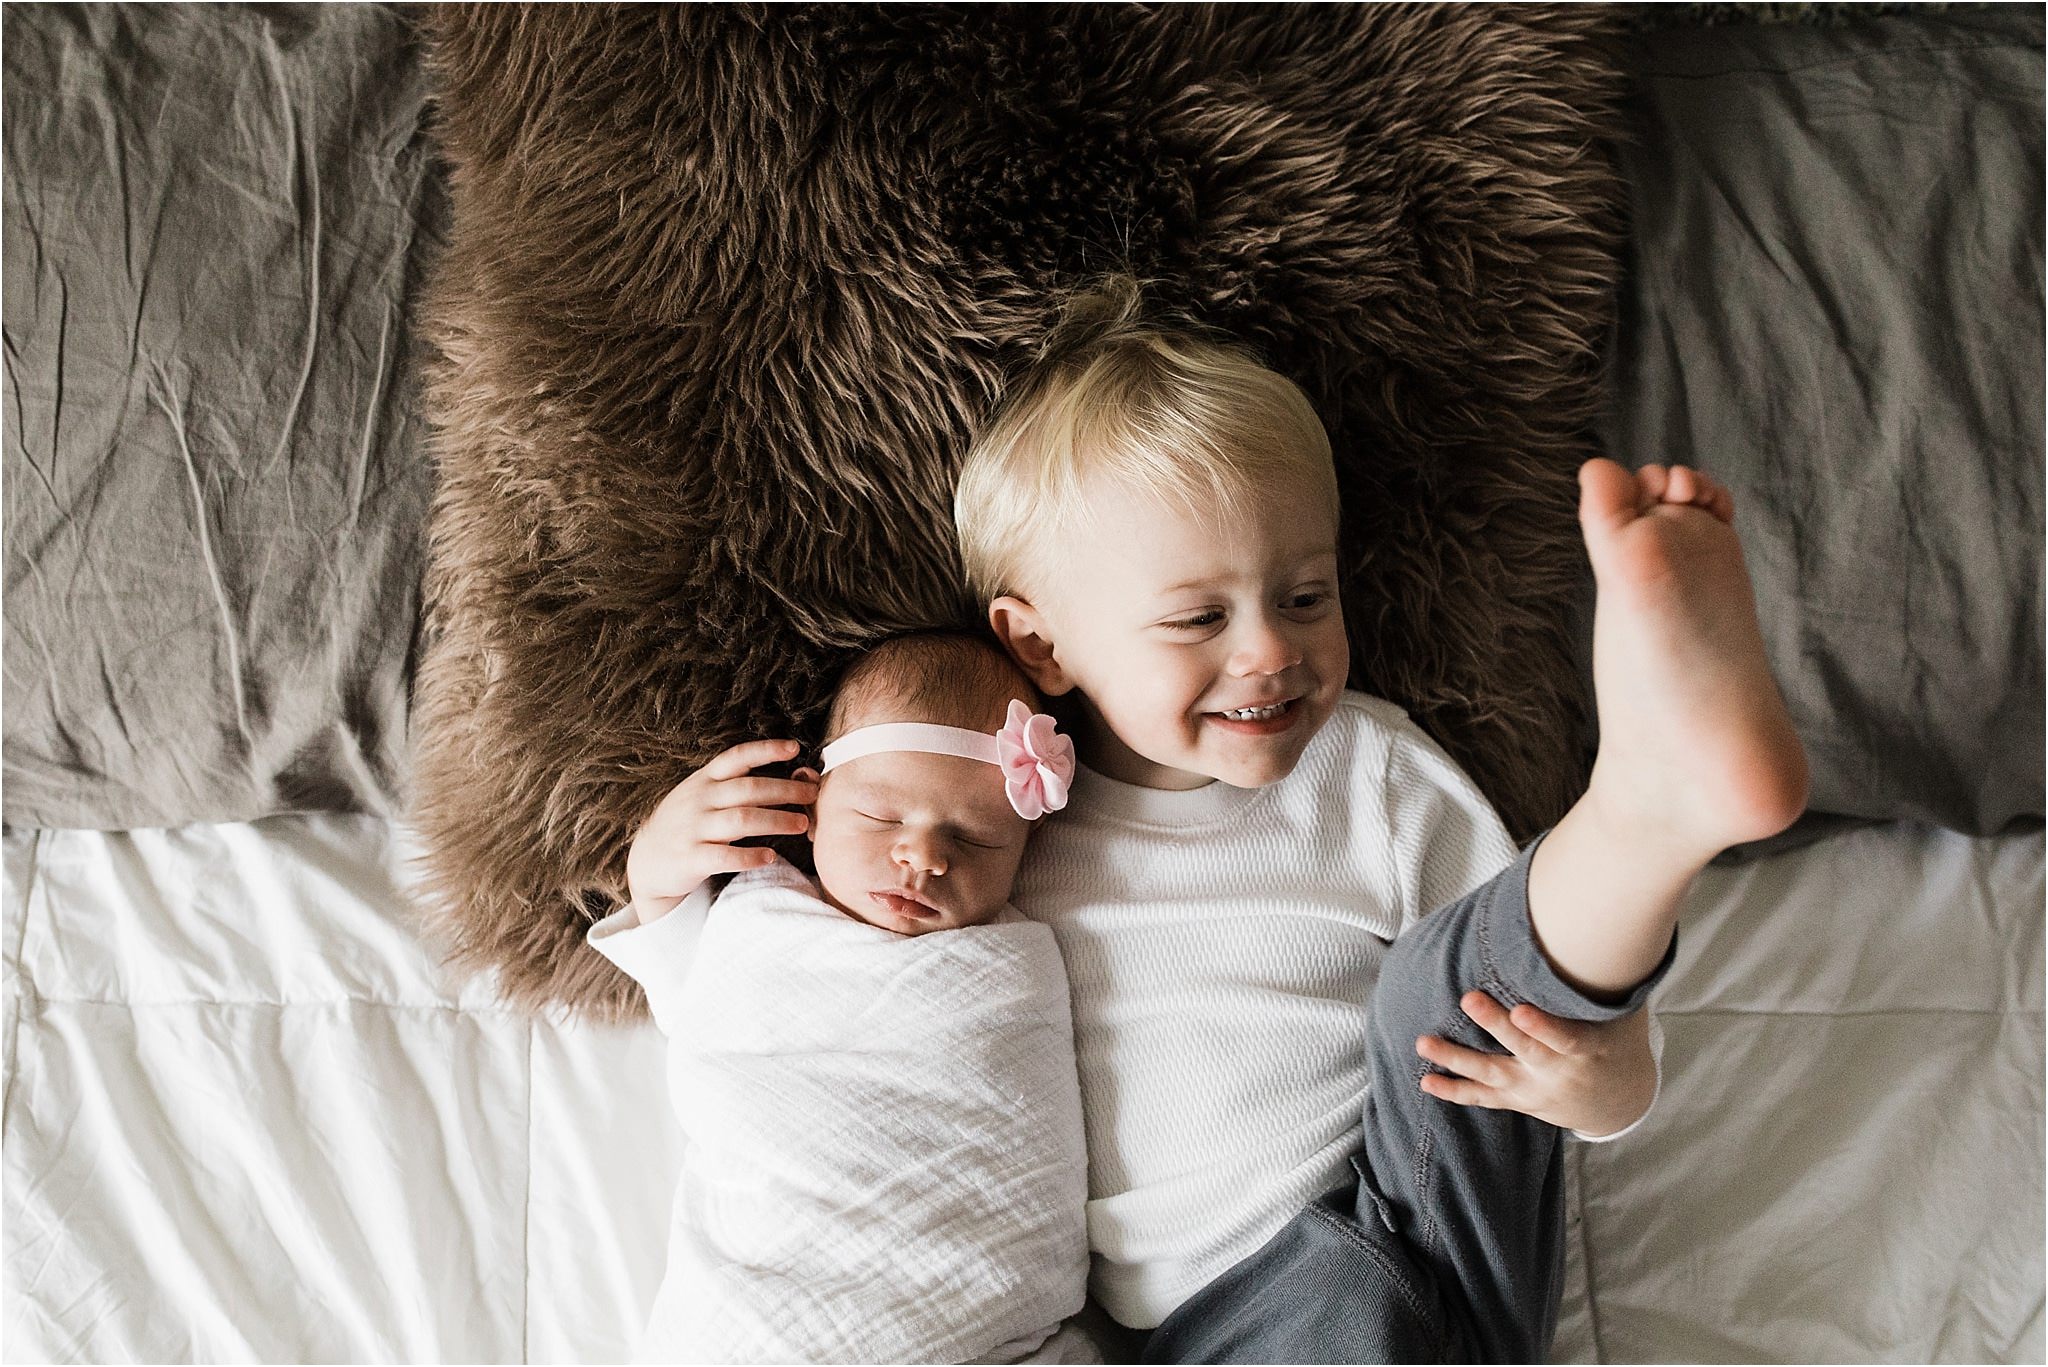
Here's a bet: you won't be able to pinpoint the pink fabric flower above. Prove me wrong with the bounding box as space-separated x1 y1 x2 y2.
995 699 1075 820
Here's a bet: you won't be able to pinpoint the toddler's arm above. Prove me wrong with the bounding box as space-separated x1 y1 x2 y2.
624 738 818 923
1378 706 1666 1138
593 738 819 1034
1415 993 1661 1140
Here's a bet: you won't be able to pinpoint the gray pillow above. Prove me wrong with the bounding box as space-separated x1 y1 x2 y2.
2 4 441 830
1600 9 2045 846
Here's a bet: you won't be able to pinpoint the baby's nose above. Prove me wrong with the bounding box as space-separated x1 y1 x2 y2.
894 835 948 876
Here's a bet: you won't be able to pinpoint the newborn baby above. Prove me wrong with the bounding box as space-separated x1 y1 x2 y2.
590 632 1094 1364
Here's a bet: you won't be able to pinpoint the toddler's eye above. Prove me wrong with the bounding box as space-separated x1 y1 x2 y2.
855 810 898 827
1284 590 1332 613
1164 611 1224 631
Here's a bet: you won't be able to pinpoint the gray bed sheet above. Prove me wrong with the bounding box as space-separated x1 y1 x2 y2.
3 3 440 830
4 5 2041 848
1601 6 2045 840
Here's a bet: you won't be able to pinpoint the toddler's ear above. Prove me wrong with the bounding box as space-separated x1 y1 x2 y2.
989 596 1075 696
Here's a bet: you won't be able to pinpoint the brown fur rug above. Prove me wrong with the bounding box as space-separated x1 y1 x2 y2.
412 3 1631 1020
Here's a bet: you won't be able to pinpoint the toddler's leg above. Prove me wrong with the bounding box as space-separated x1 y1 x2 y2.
1350 834 1667 1361
1143 838 1667 1364
1526 459 1808 999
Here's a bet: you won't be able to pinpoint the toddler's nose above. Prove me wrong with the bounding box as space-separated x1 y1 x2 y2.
1228 616 1304 677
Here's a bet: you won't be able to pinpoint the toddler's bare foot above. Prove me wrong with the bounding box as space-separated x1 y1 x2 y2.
1577 458 1810 865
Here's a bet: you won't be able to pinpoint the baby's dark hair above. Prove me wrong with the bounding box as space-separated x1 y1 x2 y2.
824 631 1044 744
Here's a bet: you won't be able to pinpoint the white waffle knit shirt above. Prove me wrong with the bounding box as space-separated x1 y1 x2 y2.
1012 690 1658 1330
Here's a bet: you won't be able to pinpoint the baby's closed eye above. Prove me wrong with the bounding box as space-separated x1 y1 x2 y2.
857 810 1009 849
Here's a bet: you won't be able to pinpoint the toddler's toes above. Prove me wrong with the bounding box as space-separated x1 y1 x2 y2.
1670 467 1737 524
1579 457 1644 538
1637 463 1670 510
1709 484 1736 523
1666 465 1699 505
1698 472 1736 524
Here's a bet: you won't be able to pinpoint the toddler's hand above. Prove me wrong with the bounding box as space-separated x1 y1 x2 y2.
624 739 819 925
1415 992 1656 1139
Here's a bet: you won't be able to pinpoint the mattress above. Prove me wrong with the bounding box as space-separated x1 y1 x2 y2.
3 814 2039 1363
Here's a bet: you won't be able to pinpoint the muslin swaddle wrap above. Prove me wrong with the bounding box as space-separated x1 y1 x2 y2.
591 861 1091 1364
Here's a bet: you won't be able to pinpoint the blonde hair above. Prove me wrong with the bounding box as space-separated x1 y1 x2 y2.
954 275 1337 603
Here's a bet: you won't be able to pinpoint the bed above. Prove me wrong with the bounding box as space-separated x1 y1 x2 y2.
6 816 2038 1362
5 4 2042 1363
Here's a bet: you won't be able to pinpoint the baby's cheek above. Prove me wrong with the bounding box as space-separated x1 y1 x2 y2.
808 826 876 907
980 841 1034 915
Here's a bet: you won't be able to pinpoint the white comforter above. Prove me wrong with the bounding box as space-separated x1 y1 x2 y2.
587 864 1090 1364
3 816 2042 1363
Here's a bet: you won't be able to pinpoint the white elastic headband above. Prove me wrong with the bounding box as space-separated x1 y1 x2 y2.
821 722 999 771
819 700 1076 820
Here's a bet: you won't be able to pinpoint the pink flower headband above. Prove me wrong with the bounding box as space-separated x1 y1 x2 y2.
818 699 1076 820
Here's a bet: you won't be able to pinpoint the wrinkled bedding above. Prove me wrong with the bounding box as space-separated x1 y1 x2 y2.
3 5 2043 1364
8 3 2038 853
1602 7 2045 840
4 815 2040 1363
1 3 438 831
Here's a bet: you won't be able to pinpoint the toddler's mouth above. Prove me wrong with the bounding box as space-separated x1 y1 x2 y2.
1205 697 1302 735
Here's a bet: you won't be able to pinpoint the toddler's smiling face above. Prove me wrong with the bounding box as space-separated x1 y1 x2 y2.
994 473 1349 792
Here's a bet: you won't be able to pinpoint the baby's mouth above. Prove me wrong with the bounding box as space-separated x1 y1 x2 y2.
870 889 943 920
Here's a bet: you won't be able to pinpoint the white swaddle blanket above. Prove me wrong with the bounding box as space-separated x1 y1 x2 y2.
589 859 1092 1364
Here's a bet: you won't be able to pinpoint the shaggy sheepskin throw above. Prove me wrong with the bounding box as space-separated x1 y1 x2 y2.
413 3 1631 1020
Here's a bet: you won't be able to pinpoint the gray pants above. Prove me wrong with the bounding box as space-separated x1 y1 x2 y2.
1140 836 1672 1364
